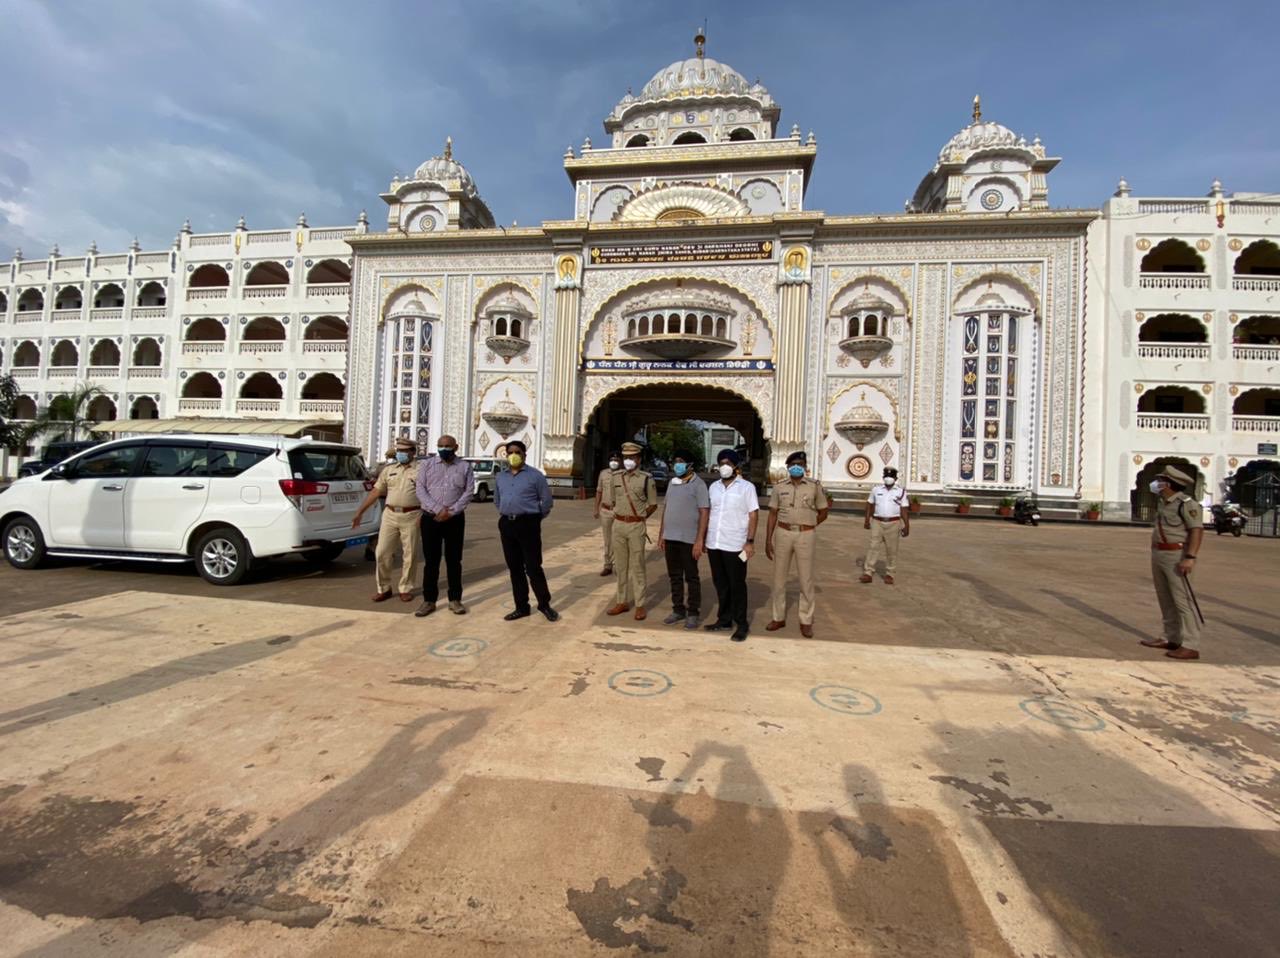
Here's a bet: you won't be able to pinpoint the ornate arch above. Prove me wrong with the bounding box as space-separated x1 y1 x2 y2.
828 275 913 318
614 182 750 222
473 279 539 322
954 271 1040 314
380 282 440 325
825 379 902 441
578 376 773 438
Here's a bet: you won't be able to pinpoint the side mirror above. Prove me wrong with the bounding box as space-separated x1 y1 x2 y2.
46 463 69 480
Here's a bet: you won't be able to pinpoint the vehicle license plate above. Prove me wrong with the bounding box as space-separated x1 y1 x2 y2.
345 536 369 548
332 491 359 503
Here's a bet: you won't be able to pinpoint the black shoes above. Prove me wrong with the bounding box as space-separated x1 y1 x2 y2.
504 608 531 621
704 621 733 632
539 605 560 622
731 629 748 642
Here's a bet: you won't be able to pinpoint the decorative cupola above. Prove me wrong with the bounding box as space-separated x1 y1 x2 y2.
834 392 890 449
483 291 533 362
836 285 895 367
381 136 496 232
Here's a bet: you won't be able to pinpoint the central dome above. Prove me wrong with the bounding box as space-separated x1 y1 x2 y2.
412 137 477 198
639 55 752 102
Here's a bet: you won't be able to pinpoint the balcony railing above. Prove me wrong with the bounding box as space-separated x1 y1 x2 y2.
299 399 345 416
1137 343 1210 360
235 398 282 414
186 287 228 301
177 398 223 413
238 341 285 353
246 231 290 245
13 311 44 323
242 285 289 299
1138 273 1211 290
309 228 354 241
182 341 225 354
1136 412 1210 431
132 306 168 319
306 283 349 298
51 308 83 322
47 366 77 378
1233 344 1280 362
128 366 164 378
1136 200 1210 214
10 367 38 378
1232 275 1280 293
1232 415 1279 433
91 308 124 321
135 252 168 266
87 366 121 378
189 234 230 248
95 255 127 268
301 340 347 353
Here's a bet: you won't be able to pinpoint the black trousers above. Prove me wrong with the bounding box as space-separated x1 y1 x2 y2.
421 511 466 602
498 514 552 611
707 548 748 628
664 540 701 616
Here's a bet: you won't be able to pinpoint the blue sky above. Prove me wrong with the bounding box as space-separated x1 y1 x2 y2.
1 0 1276 255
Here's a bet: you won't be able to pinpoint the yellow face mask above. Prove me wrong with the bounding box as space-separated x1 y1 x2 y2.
507 453 524 468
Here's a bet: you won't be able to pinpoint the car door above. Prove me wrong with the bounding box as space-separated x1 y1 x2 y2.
126 442 212 552
46 443 144 549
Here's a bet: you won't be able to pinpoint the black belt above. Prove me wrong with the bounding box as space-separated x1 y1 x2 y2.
501 513 540 521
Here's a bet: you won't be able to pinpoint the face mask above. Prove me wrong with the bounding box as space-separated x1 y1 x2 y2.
788 465 805 478
1149 479 1168 495
718 464 735 479
673 462 688 477
623 458 637 471
508 453 524 468
437 447 456 461
395 452 410 464
608 460 620 470
884 477 896 487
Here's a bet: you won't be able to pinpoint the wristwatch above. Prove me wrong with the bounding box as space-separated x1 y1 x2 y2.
746 538 755 544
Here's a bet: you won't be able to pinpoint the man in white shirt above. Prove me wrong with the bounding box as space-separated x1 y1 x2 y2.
860 466 910 584
704 448 759 641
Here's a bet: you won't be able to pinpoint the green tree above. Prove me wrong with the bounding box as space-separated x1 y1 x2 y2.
0 373 22 451
35 381 107 442
645 420 704 468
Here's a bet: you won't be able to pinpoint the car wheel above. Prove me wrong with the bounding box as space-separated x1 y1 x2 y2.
301 542 346 565
194 527 253 586
475 484 488 503
3 515 47 569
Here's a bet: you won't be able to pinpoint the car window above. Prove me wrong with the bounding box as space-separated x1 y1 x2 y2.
71 444 143 478
288 448 367 481
206 446 271 478
141 444 208 477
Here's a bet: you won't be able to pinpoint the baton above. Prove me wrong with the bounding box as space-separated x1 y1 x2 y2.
1182 574 1206 626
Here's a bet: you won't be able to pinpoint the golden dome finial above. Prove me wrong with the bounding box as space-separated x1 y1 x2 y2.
694 23 706 59
444 136 453 161
972 94 982 123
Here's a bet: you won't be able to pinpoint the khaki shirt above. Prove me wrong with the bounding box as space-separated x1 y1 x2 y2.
597 467 620 510
769 477 830 526
608 470 657 518
1152 492 1203 546
374 461 420 508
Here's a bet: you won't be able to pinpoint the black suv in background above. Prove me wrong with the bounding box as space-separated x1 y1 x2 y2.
15 440 102 479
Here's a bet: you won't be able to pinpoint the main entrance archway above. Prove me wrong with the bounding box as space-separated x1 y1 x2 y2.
577 382 768 486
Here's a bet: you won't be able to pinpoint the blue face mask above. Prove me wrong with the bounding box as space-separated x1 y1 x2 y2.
395 452 410 464
437 447 456 461
673 462 688 477
788 465 805 478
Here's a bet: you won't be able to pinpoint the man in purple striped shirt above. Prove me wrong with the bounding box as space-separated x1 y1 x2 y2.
414 435 474 617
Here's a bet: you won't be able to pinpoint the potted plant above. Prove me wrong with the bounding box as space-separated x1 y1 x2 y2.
909 494 923 514
998 496 1014 517
955 496 972 515
1084 501 1101 521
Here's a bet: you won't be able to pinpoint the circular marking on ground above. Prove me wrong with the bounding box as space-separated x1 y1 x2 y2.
1019 697 1105 731
810 685 882 716
607 669 673 697
427 637 489 659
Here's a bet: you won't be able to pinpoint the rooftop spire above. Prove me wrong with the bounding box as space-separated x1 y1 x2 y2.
443 135 453 161
972 94 982 123
694 23 706 59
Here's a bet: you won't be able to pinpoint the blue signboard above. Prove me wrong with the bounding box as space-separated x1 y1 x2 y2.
583 359 773 372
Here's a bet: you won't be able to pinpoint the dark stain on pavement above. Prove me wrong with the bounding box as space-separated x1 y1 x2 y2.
565 867 694 953
757 720 784 731
629 796 694 832
0 784 24 803
930 776 1053 817
51 613 83 620
990 770 1010 786
636 757 665 782
393 676 523 694
830 817 895 861
593 641 664 653
565 668 593 697
266 635 292 646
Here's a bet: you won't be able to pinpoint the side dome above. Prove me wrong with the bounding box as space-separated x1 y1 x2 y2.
937 120 1024 165
412 137 477 198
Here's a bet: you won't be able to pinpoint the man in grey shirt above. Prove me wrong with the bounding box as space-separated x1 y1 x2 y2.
656 452 710 629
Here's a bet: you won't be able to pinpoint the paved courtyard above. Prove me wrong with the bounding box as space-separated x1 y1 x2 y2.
0 502 1276 956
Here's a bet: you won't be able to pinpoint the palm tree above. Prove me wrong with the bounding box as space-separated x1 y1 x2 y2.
34 382 107 442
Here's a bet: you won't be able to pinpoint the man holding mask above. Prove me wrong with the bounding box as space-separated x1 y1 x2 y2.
593 450 622 577
494 439 559 622
860 466 909 584
657 451 709 629
704 448 759 642
351 437 422 603
604 441 658 620
414 435 474 618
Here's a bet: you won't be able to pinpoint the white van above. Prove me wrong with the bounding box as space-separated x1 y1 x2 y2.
0 434 381 585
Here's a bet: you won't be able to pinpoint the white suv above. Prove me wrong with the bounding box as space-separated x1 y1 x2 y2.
1 434 381 585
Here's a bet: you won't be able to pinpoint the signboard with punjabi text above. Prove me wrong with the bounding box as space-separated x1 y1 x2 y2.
588 239 774 266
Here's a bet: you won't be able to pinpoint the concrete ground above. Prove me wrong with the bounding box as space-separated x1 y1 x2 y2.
0 502 1276 957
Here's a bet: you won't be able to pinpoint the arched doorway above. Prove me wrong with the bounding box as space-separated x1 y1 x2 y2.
1131 456 1202 521
578 382 768 488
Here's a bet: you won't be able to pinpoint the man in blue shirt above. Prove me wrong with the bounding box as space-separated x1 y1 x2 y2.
493 439 559 622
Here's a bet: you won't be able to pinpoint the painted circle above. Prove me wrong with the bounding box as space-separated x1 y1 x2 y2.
1019 698 1105 732
428 637 489 659
608 669 672 697
810 685 882 716
846 455 872 480
981 189 1003 210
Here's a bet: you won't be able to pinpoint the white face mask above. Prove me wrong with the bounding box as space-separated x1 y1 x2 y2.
623 458 637 471
718 464 735 479
608 460 620 470
1149 479 1168 495
884 477 896 487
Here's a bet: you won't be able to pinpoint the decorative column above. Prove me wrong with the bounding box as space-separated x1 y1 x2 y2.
773 244 812 477
543 251 581 476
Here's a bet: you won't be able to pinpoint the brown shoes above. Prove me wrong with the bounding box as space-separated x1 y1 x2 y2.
1140 638 1175 649
372 591 393 602
859 574 873 583
600 566 613 577
1165 646 1200 660
800 624 814 638
606 603 631 616
883 575 895 585
399 592 414 602
765 620 786 631
634 607 647 621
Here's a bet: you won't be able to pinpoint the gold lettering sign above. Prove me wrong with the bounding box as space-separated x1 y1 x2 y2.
588 239 773 266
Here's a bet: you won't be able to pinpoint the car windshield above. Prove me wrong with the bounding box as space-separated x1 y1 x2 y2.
288 447 368 481
472 461 494 474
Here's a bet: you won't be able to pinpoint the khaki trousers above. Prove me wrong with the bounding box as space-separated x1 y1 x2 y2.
771 525 817 625
1151 550 1201 647
863 520 902 576
611 519 648 606
600 510 616 568
375 508 422 595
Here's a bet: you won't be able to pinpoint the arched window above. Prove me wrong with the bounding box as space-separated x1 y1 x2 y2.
639 316 650 337
239 371 282 399
301 372 344 400
728 127 756 142
130 396 159 419
245 261 289 286
304 316 348 340
94 283 125 308
13 395 37 419
243 317 286 340
189 264 230 288
306 259 351 284
1234 239 1280 276
715 317 727 339
863 315 880 336
510 318 523 338
702 315 713 336
1140 239 1205 274
627 319 636 338
90 340 121 366
672 131 706 145
1232 387 1280 417
1137 386 1206 414
50 340 78 367
87 395 117 421
847 317 859 339
136 281 166 306
494 316 508 336
1234 315 1280 344
14 341 40 367
668 313 680 334
185 318 226 342
55 286 83 310
625 134 650 148
1138 313 1207 343
684 313 697 334
182 372 221 398
17 288 44 312
133 337 162 365
0 292 8 313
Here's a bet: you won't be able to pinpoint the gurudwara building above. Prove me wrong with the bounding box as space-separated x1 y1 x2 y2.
3 34 1279 520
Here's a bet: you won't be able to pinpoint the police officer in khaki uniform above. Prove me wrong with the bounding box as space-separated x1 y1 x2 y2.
351 437 422 602
765 450 830 637
604 441 657 620
1141 465 1205 660
593 450 622 576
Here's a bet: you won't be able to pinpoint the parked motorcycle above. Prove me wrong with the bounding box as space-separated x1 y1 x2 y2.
1210 501 1245 537
1014 496 1041 526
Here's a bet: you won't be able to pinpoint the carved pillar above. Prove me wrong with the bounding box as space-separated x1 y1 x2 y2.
544 252 581 476
773 244 812 477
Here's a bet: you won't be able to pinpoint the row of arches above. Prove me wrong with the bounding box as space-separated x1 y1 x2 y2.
624 127 757 148
1141 238 1280 275
6 337 164 369
1 281 168 313
6 393 158 423
183 315 348 343
625 312 730 340
1137 385 1280 416
1137 313 1280 344
844 313 889 339
188 258 350 289
181 371 344 401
